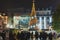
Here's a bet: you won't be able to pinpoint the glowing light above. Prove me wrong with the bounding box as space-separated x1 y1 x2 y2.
0 14 1 16
33 25 35 27
31 17 34 19
10 25 13 28
3 13 5 15
6 24 10 28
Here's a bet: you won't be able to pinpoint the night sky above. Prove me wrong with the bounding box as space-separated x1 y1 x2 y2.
0 0 60 11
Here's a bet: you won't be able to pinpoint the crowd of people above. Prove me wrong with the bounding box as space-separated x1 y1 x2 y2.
9 30 57 40
0 29 58 40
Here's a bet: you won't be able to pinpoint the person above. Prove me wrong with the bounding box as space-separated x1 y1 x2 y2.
53 32 57 40
30 32 33 40
48 32 53 40
9 31 15 40
35 31 38 40
41 31 48 40
39 31 43 40
20 31 26 40
0 36 3 40
17 32 21 40
26 31 30 40
20 31 23 40
0 31 6 40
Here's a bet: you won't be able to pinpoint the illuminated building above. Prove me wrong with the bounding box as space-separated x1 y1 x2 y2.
6 0 52 30
36 9 52 30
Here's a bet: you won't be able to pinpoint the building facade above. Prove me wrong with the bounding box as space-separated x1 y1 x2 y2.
6 0 52 30
36 9 52 30
6 8 52 30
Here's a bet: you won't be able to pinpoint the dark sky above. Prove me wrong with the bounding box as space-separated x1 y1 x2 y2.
0 0 60 11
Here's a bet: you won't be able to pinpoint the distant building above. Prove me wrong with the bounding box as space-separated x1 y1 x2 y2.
6 8 52 30
6 0 52 30
36 9 52 30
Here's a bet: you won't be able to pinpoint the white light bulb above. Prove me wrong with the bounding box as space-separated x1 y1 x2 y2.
32 17 34 19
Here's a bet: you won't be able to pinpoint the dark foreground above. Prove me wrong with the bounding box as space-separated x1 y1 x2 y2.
0 30 59 40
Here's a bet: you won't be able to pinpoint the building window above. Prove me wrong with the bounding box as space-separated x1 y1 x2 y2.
36 12 39 16
42 17 44 20
47 17 49 19
47 21 49 24
47 12 50 15
42 26 44 29
46 17 49 21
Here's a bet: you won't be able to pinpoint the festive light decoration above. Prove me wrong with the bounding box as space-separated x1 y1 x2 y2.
29 0 37 26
